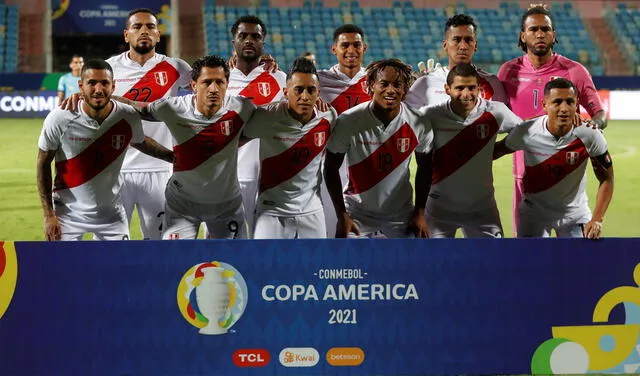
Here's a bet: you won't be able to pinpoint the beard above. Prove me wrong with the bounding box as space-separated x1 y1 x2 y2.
132 42 155 55
530 42 553 56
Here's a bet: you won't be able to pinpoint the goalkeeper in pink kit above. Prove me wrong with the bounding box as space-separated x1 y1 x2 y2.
497 5 606 236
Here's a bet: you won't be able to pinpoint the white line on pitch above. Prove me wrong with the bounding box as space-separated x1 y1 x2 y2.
614 146 637 158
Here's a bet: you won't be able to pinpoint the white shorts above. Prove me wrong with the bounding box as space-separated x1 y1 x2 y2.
253 211 326 239
239 179 258 236
56 205 129 241
518 208 587 238
426 205 503 238
163 193 247 240
349 211 413 239
121 171 171 240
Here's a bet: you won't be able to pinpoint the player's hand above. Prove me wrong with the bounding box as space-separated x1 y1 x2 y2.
260 54 279 72
336 213 360 238
59 92 81 112
583 220 603 240
315 98 331 112
227 52 238 70
407 212 430 238
44 216 62 241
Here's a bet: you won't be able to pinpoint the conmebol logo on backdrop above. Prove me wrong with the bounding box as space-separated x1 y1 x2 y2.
176 261 248 335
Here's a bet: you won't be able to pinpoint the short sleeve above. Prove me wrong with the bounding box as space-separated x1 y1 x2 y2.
326 115 351 154
493 102 523 134
488 76 508 105
585 129 608 157
405 76 428 110
415 114 434 154
504 122 528 151
38 111 65 151
57 75 65 92
146 97 171 120
176 59 193 90
127 108 145 144
243 106 269 139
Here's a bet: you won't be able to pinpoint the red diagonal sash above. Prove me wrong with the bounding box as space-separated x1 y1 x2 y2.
239 71 280 105
524 138 589 193
259 119 331 193
331 76 371 115
54 119 132 190
173 111 244 171
346 122 418 195
123 61 180 102
431 112 499 184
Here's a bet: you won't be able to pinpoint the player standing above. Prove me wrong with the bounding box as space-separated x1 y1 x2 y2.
324 59 433 238
421 64 522 238
406 14 507 108
226 15 287 236
37 59 174 241
497 4 606 236
106 8 192 239
57 54 84 102
244 58 337 239
494 78 613 239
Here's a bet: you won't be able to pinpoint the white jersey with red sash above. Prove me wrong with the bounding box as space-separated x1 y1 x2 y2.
327 101 434 219
425 98 521 216
405 65 507 109
505 115 608 220
37 101 144 222
227 65 287 182
244 102 338 216
318 65 371 115
147 94 256 204
107 52 191 172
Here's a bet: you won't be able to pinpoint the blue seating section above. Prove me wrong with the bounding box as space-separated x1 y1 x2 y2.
203 1 603 74
0 4 19 72
606 3 640 74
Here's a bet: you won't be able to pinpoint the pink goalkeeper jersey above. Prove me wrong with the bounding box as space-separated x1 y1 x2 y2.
318 65 371 115
497 53 603 120
227 65 287 182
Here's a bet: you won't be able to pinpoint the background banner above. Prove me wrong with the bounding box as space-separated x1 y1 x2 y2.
0 239 639 375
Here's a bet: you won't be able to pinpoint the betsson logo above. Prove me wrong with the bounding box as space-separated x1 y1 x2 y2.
279 347 320 367
232 349 270 367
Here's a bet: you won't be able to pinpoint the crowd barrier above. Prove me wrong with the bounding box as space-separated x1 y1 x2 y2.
1 239 639 375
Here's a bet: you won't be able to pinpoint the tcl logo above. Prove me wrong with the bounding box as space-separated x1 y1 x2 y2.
232 349 270 367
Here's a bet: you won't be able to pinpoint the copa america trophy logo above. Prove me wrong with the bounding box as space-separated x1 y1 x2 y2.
177 261 248 335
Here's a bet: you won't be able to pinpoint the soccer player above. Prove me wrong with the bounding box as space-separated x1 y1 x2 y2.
497 4 606 236
406 14 507 108
324 59 433 238
106 8 192 239
493 78 613 239
317 24 372 237
243 58 337 239
121 55 256 240
226 15 287 236
37 59 174 241
421 63 522 238
57 54 84 102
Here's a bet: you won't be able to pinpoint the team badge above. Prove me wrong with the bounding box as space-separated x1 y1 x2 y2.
549 76 563 81
476 124 489 139
258 82 271 97
220 120 234 136
313 131 326 147
360 80 368 93
154 71 169 86
112 134 126 149
565 151 579 165
397 138 411 153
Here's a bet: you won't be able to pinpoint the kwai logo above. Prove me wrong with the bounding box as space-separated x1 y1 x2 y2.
279 347 320 367
176 261 248 335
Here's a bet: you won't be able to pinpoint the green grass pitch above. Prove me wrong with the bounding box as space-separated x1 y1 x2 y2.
0 118 638 241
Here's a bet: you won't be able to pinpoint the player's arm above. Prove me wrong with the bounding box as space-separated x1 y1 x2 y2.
323 151 360 238
586 110 608 130
56 91 65 103
36 149 62 241
131 136 174 163
584 151 614 240
493 138 516 160
408 151 431 238
112 96 158 121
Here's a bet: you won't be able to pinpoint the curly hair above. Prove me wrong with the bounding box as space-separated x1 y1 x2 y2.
365 58 414 95
518 4 558 52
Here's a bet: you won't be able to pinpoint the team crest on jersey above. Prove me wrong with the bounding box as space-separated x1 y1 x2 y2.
360 80 368 93
397 138 411 153
549 76 563 81
565 151 580 165
313 131 326 147
476 124 489 139
258 82 271 97
154 71 169 86
220 120 234 136
112 135 126 149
